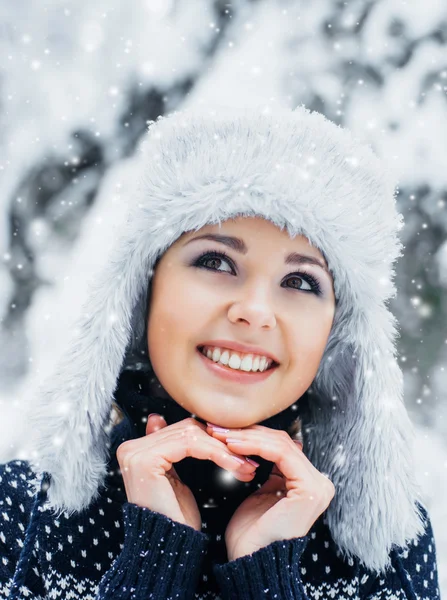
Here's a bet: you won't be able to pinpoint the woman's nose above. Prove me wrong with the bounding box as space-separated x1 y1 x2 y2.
227 295 276 329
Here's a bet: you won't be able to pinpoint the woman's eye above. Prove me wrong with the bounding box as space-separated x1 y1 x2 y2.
286 275 312 292
196 252 234 273
193 251 322 296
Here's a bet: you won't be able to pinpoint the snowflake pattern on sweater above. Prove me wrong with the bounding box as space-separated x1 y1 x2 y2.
0 459 441 600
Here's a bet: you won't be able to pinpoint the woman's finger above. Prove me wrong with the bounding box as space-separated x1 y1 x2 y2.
208 426 328 487
146 413 168 435
123 418 257 477
213 427 335 507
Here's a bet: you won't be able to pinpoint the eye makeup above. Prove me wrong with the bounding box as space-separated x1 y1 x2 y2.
189 249 324 297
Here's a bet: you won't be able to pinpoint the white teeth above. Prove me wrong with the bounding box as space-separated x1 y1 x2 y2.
228 354 242 370
219 349 230 365
212 347 220 363
202 346 274 373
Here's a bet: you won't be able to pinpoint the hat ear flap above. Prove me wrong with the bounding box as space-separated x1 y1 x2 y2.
26 237 151 517
303 304 426 575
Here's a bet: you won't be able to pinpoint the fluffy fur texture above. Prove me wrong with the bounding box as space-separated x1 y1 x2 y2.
26 105 426 575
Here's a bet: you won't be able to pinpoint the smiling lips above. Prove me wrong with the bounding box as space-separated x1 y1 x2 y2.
198 345 275 373
197 346 279 384
197 339 280 364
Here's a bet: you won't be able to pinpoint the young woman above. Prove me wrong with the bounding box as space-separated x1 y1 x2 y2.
1 106 440 599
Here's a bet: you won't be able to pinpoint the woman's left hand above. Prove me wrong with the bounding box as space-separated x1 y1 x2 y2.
206 423 336 562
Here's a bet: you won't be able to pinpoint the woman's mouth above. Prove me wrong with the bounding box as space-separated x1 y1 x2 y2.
196 346 279 384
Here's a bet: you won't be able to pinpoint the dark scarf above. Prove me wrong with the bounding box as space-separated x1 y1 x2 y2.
106 368 307 596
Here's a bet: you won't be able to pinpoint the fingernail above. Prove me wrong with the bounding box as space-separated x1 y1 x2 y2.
231 455 246 465
245 457 260 467
149 413 165 421
207 422 230 432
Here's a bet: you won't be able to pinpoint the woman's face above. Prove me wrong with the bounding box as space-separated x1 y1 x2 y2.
147 216 336 428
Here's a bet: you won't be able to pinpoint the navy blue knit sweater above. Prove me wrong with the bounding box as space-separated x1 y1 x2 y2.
0 371 441 599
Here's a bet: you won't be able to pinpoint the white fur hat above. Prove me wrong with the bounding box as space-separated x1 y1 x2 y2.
26 105 426 575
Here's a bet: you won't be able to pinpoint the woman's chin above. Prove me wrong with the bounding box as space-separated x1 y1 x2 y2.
196 411 256 430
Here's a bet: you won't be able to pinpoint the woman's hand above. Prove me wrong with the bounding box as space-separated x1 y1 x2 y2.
115 415 257 533
206 423 336 561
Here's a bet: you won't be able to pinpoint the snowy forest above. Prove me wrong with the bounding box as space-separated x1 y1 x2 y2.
0 0 446 594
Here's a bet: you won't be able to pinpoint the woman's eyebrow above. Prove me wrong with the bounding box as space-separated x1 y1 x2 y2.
183 233 332 278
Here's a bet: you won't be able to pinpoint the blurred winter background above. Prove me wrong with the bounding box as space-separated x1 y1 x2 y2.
0 0 446 592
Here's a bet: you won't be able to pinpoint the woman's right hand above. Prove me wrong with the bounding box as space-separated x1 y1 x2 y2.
116 415 258 532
